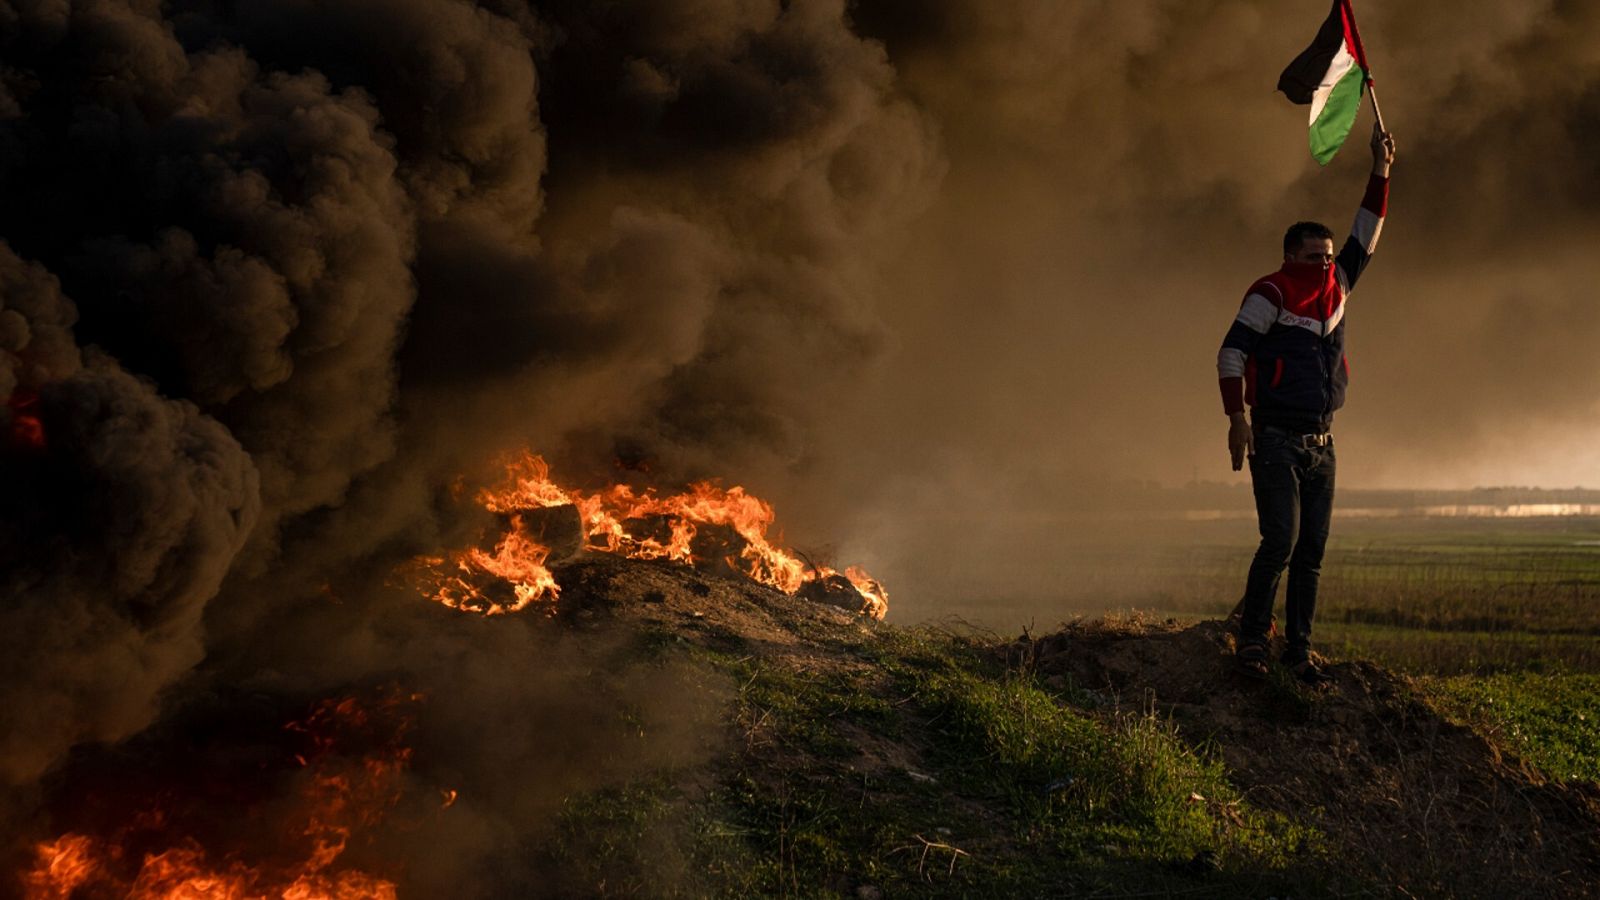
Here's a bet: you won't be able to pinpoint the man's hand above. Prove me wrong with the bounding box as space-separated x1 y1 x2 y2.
1228 413 1253 472
1371 122 1395 176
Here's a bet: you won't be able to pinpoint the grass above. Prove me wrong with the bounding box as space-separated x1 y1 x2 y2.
945 516 1600 679
1023 515 1600 794
546 622 1335 897
1421 672 1600 783
1052 516 1600 792
537 515 1600 895
860 629 1316 874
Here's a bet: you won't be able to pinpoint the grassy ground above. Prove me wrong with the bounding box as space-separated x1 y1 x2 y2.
1421 672 1600 783
543 622 1338 898
1010 516 1600 795
1051 518 1600 643
529 517 1600 896
906 515 1600 799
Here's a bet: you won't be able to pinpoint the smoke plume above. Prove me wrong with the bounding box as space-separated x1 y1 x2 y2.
0 0 939 825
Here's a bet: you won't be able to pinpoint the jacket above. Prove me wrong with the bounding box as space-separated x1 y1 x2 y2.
1217 173 1389 431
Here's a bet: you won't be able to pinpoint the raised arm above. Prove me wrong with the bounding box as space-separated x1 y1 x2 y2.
1334 123 1396 293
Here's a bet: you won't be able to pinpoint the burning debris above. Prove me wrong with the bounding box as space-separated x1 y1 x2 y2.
403 452 889 619
20 689 426 900
3 389 45 452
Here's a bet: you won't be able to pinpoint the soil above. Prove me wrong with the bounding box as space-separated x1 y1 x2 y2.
1011 616 1600 898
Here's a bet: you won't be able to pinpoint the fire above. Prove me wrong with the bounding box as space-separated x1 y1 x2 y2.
401 516 562 616
843 566 890 620
24 838 399 900
5 388 46 451
406 451 889 618
20 691 428 900
22 835 95 900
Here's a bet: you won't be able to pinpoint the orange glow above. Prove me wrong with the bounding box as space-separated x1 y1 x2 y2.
21 834 96 900
5 388 46 451
844 565 890 620
21 692 432 900
400 517 560 616
405 450 889 619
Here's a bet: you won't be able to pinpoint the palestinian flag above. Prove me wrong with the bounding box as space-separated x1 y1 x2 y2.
1278 0 1370 165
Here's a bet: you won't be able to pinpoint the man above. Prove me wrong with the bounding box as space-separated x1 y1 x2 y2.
1217 122 1396 685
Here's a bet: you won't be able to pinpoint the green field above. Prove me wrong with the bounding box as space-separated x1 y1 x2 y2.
908 514 1600 785
1146 515 1600 784
922 515 1600 672
1114 515 1600 676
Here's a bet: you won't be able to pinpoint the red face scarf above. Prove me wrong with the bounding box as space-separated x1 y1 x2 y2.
1277 260 1339 320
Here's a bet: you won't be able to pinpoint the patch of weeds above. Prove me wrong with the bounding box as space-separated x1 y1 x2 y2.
1029 670 1107 711
546 775 694 896
637 625 1335 896
1422 671 1600 782
701 771 909 896
866 628 1323 887
631 624 689 660
927 667 1314 861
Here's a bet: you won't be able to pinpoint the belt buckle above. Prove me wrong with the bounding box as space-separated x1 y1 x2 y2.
1300 432 1329 449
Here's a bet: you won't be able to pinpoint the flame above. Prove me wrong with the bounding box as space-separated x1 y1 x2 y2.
5 388 46 451
400 517 562 616
21 835 95 900
404 451 889 619
844 565 890 620
24 838 399 900
21 691 432 900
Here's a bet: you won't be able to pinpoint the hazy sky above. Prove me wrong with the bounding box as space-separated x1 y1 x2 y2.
844 0 1600 498
793 0 1600 619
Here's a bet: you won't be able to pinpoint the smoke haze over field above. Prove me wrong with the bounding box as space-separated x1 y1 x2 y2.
3 0 1600 859
813 0 1600 621
842 0 1600 500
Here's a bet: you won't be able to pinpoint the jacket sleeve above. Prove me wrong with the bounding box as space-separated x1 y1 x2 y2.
1334 173 1389 294
1217 283 1280 415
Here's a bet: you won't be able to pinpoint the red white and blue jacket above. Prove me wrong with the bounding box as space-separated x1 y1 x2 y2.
1217 174 1389 431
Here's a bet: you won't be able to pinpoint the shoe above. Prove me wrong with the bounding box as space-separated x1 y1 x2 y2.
1234 637 1270 680
1285 658 1333 689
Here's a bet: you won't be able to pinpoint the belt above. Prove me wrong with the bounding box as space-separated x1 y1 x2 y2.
1257 424 1333 448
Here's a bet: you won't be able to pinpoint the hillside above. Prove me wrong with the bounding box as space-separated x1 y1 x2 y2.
537 555 1600 898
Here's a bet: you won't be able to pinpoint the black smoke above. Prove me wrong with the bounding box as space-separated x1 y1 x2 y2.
0 0 940 849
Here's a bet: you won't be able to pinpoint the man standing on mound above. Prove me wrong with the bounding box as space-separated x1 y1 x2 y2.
1217 123 1396 685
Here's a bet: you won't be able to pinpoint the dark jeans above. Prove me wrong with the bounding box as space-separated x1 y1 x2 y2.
1240 428 1336 662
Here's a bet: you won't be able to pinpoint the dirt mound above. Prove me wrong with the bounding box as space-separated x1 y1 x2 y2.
1010 618 1600 898
550 553 860 634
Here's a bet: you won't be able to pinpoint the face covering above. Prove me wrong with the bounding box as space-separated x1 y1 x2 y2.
1276 259 1339 318
1280 260 1333 282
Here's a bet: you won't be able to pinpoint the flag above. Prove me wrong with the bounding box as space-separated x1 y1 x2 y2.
1278 0 1370 165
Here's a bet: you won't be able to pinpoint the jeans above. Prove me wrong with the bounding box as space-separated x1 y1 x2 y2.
1240 427 1336 662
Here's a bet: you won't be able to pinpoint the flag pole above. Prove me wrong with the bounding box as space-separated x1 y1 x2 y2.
1343 0 1387 133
